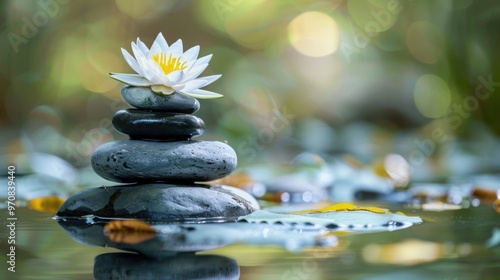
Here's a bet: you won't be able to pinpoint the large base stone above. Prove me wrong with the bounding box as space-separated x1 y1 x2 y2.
91 140 237 183
56 184 258 221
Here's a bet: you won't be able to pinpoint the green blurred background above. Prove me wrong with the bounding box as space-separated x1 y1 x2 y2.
1 0 499 171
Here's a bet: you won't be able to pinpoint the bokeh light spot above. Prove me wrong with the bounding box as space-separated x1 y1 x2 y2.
83 50 121 94
50 37 86 93
406 21 444 64
413 74 451 118
363 239 441 265
288 11 340 57
347 0 400 34
384 153 411 187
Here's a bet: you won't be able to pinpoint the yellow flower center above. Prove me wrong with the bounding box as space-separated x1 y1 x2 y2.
151 53 187 75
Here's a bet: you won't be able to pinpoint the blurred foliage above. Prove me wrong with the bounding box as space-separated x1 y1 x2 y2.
1 3 500 278
0 0 499 168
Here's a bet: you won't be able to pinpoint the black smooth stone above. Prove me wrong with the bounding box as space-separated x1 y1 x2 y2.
121 86 200 113
56 183 258 221
91 140 237 183
94 253 240 279
112 109 204 140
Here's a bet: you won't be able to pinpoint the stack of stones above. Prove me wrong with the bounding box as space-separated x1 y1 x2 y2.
57 86 258 221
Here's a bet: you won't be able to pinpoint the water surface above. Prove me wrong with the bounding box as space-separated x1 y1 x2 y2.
2 203 499 279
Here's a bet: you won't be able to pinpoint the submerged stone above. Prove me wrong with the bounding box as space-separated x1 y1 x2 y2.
112 109 204 140
56 183 258 220
121 86 200 113
91 140 237 183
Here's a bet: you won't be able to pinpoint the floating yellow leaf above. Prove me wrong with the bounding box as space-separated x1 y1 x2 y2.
293 202 391 214
104 220 156 244
28 196 66 213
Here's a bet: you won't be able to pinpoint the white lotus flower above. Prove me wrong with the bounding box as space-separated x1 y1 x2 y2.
110 32 222 99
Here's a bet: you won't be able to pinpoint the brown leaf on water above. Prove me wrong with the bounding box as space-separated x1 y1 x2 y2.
493 199 500 214
209 172 255 188
28 196 66 213
472 187 498 203
104 220 156 244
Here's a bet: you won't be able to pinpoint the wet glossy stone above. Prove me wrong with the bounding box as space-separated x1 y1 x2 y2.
112 109 204 140
91 140 237 183
121 86 200 113
56 183 257 220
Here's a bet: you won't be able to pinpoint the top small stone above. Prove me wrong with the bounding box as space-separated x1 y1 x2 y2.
121 86 200 113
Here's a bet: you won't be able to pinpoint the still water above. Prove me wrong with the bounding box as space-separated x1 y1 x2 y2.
1 203 499 280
